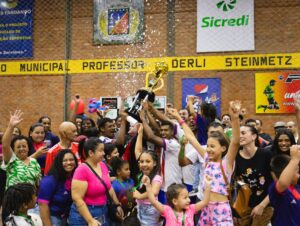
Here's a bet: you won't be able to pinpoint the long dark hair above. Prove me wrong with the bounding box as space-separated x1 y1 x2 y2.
47 149 78 182
2 183 36 224
240 125 260 148
271 128 296 156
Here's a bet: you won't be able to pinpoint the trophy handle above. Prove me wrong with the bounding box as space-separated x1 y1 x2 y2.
145 71 165 92
152 79 164 92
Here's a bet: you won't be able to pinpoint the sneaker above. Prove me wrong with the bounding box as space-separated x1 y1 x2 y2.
189 188 198 197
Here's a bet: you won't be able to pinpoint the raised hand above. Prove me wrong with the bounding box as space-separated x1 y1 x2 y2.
141 175 151 186
229 100 241 119
290 145 300 160
9 110 23 127
294 91 300 111
166 108 181 120
137 123 143 135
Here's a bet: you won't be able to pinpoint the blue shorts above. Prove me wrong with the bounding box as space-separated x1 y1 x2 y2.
68 203 109 226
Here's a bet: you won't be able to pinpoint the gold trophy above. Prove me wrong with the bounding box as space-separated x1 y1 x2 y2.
127 62 168 121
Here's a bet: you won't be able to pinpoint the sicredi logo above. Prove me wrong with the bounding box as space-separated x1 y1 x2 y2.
201 0 250 28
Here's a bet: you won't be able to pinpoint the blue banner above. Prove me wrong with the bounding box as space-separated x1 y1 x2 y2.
182 78 221 117
0 0 33 59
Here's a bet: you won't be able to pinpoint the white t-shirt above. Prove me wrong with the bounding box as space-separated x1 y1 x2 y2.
161 138 182 191
185 145 206 200
182 143 196 186
99 136 114 144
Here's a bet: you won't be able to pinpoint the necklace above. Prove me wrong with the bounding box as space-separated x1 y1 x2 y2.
173 209 186 226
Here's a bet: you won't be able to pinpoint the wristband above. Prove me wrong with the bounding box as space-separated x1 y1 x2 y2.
179 119 185 126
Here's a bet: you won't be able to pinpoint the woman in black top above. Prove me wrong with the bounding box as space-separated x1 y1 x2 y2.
235 125 273 226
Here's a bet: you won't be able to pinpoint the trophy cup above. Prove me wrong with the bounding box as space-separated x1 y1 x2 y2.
126 62 168 122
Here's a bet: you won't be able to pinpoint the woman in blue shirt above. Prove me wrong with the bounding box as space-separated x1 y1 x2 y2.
38 149 78 226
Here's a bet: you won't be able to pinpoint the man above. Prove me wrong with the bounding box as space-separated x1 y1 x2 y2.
44 121 79 175
286 121 299 142
274 121 286 135
140 110 181 204
178 108 189 122
256 119 273 143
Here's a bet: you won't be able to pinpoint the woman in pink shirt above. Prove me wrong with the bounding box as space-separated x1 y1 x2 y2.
69 137 123 226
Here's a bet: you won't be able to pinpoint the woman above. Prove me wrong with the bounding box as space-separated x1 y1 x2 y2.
38 116 60 148
0 110 41 189
28 122 49 174
38 149 78 226
69 137 123 226
235 125 273 226
79 117 97 136
271 128 296 156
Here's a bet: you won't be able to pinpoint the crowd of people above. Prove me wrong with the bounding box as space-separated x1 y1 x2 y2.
0 94 300 226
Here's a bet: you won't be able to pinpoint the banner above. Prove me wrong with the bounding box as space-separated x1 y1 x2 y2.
0 53 299 75
197 0 254 52
256 72 300 114
182 78 221 116
0 0 33 59
93 0 144 44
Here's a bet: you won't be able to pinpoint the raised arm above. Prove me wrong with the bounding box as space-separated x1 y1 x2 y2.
178 137 193 166
2 110 23 163
142 175 165 213
277 145 300 192
115 111 127 146
294 93 300 144
148 102 170 122
186 96 197 117
135 123 144 160
69 94 80 123
139 110 164 147
225 100 241 173
167 108 206 158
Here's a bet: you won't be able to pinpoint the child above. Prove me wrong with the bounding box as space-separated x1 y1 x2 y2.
104 143 119 178
269 145 300 226
142 175 211 226
167 100 241 226
2 183 42 226
132 124 162 226
111 157 135 223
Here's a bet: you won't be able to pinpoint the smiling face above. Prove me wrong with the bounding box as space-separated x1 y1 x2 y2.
173 188 191 210
139 152 156 176
41 117 51 133
160 125 173 139
62 153 76 173
13 139 29 160
240 126 256 147
206 137 226 161
278 134 292 153
89 143 105 163
101 121 116 138
30 126 45 143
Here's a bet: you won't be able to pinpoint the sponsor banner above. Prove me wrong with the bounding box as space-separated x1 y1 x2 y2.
182 78 221 116
0 0 33 59
0 53 299 75
256 72 300 114
93 0 144 44
197 0 254 52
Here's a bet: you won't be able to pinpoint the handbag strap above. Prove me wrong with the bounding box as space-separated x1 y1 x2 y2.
84 162 111 203
219 160 231 200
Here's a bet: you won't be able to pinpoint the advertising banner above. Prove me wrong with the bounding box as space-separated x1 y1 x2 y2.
182 78 221 116
93 0 144 44
256 72 300 114
197 0 254 52
0 0 33 59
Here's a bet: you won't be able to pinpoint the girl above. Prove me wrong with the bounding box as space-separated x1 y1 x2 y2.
168 100 241 226
111 157 135 225
104 143 120 178
2 183 42 226
38 149 78 226
133 124 162 226
142 175 211 226
271 128 296 156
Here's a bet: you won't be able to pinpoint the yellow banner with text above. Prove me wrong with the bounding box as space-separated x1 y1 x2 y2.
0 53 300 75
